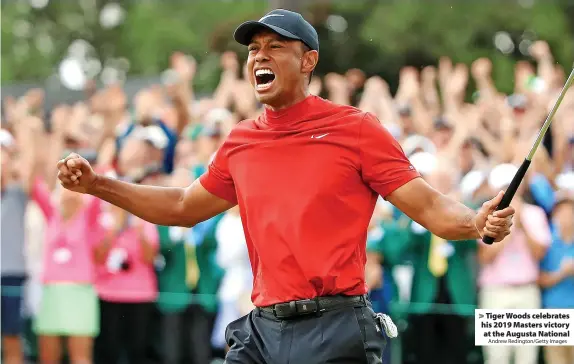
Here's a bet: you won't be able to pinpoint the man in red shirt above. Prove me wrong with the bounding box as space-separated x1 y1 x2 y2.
57 9 514 364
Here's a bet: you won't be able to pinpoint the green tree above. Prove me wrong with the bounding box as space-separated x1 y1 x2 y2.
2 0 572 95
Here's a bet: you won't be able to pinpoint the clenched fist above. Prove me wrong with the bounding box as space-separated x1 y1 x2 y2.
57 153 98 194
474 191 516 242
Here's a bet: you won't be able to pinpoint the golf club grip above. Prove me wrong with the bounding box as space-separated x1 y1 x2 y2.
482 159 531 245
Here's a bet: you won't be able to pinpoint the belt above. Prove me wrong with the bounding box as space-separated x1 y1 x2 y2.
259 295 367 319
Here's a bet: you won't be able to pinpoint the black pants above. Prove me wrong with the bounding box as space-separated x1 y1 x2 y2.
96 299 154 364
225 303 386 364
162 304 216 364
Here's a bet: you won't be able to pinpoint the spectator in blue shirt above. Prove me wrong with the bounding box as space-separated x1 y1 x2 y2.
528 173 555 215
539 190 574 364
116 117 177 174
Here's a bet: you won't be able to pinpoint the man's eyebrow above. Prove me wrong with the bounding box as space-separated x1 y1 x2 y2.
249 36 287 46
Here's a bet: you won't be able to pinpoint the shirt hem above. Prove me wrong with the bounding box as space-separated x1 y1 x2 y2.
199 175 237 204
380 173 421 199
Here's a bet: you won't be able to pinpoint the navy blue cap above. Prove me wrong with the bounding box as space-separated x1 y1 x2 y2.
234 9 319 51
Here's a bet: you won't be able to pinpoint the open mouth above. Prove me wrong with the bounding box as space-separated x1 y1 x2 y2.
255 68 276 91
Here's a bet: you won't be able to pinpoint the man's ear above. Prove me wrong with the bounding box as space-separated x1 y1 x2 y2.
301 50 318 74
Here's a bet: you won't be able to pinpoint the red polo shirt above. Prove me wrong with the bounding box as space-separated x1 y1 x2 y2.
200 96 419 306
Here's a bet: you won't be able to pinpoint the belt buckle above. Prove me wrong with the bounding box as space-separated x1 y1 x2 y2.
296 299 318 315
270 302 291 319
272 299 319 319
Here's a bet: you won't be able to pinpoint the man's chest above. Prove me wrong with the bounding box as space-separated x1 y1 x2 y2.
228 129 365 203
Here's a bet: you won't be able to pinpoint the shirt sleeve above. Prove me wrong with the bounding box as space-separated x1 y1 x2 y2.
30 177 54 221
199 140 238 204
529 173 555 214
359 113 420 198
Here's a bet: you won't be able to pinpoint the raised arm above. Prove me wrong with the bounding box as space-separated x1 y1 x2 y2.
57 153 234 227
359 111 515 243
387 178 513 241
14 115 43 194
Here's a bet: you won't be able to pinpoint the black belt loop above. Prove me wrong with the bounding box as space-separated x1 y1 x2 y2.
314 296 322 317
289 300 297 315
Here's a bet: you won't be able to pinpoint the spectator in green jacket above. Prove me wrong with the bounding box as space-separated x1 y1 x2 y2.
156 169 223 364
404 152 477 364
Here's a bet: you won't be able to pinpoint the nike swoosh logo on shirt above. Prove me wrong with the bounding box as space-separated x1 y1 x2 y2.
311 133 329 139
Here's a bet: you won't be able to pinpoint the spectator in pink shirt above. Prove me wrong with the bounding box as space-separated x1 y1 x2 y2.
478 164 550 364
32 179 103 364
93 204 158 364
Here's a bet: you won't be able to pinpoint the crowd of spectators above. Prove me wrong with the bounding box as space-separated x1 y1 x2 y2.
1 40 573 364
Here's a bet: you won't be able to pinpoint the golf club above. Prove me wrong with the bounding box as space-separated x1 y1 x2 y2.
483 67 574 245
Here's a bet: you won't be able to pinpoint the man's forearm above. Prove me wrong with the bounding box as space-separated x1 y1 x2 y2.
90 175 187 227
429 193 481 241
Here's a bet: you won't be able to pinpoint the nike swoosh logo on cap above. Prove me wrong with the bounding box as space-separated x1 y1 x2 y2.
259 14 285 22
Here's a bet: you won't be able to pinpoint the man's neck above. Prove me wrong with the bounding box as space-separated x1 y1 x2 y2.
264 91 310 112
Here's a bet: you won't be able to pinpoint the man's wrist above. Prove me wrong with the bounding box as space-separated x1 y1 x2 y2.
470 214 483 240
473 220 483 239
88 173 105 196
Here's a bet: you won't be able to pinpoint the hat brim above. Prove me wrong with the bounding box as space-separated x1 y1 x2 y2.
234 21 302 46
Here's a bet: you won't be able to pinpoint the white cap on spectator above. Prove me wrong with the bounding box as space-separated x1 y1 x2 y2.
402 135 437 156
460 170 487 200
385 123 402 140
556 172 574 192
205 108 233 126
488 163 518 190
0 129 15 148
133 125 169 150
409 152 437 176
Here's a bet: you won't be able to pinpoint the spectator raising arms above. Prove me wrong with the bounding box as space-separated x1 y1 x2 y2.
539 191 574 364
93 205 159 364
478 164 551 364
29 105 103 364
32 183 102 364
1 111 42 364
1 27 573 364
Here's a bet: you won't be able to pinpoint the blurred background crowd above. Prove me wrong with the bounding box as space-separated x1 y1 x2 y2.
1 1 573 364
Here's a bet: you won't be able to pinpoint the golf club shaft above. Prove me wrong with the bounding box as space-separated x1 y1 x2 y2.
527 68 574 161
483 67 574 245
